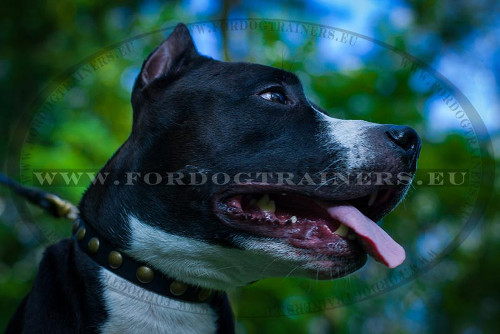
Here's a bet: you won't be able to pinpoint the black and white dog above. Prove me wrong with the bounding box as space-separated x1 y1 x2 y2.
7 23 420 333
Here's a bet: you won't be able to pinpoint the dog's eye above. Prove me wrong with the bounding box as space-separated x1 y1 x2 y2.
259 91 287 105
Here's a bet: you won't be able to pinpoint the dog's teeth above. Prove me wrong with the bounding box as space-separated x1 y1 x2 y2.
367 191 378 207
257 194 275 213
334 224 349 237
291 216 297 224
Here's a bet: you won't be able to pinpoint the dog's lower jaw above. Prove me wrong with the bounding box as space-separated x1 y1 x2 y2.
125 215 359 290
125 215 293 290
99 269 218 334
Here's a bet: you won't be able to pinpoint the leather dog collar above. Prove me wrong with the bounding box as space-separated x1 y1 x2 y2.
72 217 219 303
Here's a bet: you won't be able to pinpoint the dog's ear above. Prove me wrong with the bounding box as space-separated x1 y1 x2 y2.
138 23 199 87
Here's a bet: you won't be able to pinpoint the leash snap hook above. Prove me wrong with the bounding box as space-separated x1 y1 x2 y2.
44 193 79 220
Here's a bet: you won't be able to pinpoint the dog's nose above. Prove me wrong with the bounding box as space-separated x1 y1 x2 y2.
385 125 421 155
385 125 421 170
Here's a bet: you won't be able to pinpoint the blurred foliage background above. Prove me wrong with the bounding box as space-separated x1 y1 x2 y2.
0 1 499 333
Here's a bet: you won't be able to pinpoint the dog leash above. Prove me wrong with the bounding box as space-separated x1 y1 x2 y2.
0 172 78 220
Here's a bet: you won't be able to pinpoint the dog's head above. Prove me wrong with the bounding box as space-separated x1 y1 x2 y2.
81 23 421 290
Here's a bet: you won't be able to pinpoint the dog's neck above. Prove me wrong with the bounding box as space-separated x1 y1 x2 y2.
73 215 227 332
98 268 219 334
73 215 221 303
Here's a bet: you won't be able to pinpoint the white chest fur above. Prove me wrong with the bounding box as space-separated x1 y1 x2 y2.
99 269 218 334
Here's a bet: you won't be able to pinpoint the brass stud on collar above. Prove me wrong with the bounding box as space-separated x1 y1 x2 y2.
87 237 100 254
76 227 86 240
136 266 154 283
198 288 212 302
170 281 188 296
108 251 123 269
72 220 80 234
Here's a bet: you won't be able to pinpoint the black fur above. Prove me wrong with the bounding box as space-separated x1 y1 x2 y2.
6 240 107 333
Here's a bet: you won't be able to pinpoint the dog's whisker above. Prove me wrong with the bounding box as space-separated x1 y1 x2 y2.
261 258 280 276
314 176 339 190
314 158 344 177
211 265 239 271
284 264 301 278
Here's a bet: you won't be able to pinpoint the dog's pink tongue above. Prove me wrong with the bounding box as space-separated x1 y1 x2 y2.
326 205 405 268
